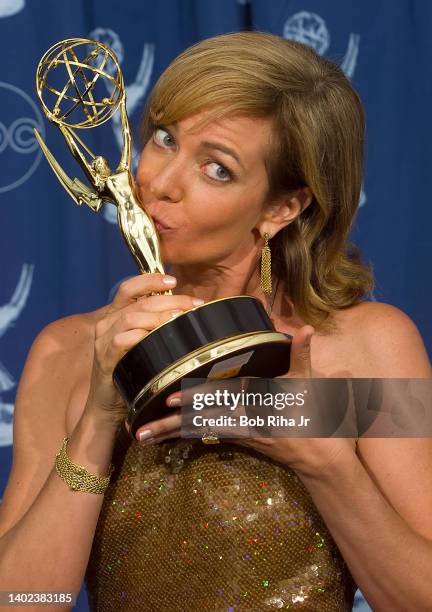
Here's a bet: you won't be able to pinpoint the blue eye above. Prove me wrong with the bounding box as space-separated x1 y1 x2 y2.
206 162 232 182
153 127 175 148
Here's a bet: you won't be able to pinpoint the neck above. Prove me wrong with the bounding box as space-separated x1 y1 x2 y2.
170 259 292 321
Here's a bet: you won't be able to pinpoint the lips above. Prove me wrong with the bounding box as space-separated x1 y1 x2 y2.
149 213 176 232
154 220 172 232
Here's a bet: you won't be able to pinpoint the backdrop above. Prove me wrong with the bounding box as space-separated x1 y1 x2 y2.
1 1 430 610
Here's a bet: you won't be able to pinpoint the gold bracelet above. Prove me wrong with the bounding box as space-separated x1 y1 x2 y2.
55 437 114 494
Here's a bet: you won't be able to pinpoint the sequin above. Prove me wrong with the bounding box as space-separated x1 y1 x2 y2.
85 429 356 611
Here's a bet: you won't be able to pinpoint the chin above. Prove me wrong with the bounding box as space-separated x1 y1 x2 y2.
158 237 228 268
159 244 186 266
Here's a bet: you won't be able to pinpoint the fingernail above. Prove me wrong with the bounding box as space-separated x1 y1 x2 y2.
140 437 156 446
163 275 177 285
167 396 181 407
192 298 205 306
139 429 153 442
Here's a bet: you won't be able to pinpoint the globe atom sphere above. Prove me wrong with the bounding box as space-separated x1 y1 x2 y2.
36 38 124 129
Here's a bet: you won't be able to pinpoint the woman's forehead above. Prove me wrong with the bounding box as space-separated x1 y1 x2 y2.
171 112 274 158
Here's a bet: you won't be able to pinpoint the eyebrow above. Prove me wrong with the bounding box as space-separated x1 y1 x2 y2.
199 141 244 170
162 123 244 170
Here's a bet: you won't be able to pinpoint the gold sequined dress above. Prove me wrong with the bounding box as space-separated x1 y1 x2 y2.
85 427 356 611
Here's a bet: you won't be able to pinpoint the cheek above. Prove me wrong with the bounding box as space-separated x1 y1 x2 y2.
175 189 261 262
185 179 262 235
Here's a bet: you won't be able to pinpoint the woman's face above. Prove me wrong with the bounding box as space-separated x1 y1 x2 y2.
136 112 274 267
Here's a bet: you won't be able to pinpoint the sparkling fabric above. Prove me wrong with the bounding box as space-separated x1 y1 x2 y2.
85 426 356 611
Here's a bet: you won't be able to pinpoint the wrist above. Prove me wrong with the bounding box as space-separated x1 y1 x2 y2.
66 410 119 480
55 436 113 493
82 398 125 434
293 444 359 485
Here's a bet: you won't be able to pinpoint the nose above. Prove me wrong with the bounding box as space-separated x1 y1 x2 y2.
148 157 183 203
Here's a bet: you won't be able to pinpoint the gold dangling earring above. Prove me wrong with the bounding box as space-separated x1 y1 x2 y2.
260 232 272 294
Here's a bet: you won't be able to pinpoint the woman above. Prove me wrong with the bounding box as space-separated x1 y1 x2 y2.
0 32 431 611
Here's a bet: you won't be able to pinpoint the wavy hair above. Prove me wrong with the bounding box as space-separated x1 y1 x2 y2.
140 31 374 331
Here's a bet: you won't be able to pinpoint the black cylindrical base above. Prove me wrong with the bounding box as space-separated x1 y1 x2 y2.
112 296 292 437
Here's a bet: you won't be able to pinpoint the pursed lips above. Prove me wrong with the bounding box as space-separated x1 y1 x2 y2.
140 198 178 231
149 212 176 232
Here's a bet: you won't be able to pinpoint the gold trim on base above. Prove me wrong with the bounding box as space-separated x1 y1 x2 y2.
127 330 290 426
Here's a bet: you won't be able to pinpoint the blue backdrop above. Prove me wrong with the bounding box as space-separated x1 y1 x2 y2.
1 1 430 610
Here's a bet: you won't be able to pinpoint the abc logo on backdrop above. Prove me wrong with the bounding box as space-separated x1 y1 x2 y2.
0 81 45 194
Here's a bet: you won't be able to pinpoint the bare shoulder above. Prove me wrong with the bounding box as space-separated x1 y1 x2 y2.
34 309 97 353
19 312 95 397
342 303 432 540
13 308 102 435
34 310 105 428
335 300 431 377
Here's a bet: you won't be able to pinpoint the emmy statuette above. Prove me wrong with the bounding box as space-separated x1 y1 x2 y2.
34 38 292 438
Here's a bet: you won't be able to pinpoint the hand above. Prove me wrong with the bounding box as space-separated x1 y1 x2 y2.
84 273 204 428
134 325 357 480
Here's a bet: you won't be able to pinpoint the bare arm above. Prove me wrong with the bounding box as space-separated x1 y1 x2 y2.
297 303 432 611
0 318 119 611
298 438 432 611
0 410 118 609
0 273 198 611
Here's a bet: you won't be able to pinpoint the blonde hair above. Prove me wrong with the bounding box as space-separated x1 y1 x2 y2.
140 31 374 332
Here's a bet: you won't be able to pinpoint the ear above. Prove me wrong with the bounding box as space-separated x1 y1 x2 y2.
256 187 312 238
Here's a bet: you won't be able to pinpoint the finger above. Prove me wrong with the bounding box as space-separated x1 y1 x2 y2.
96 294 204 337
139 429 183 447
96 308 182 339
166 391 182 408
104 314 183 364
141 294 205 312
136 410 182 443
94 312 183 378
288 325 314 376
111 273 177 309
104 328 152 362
